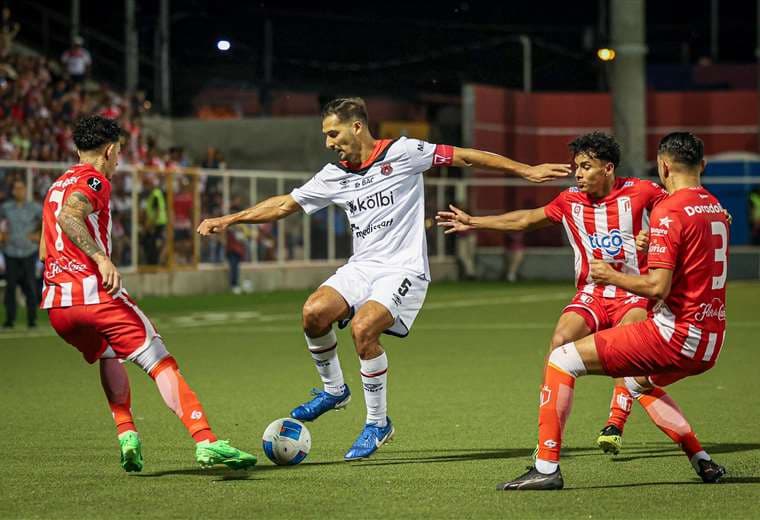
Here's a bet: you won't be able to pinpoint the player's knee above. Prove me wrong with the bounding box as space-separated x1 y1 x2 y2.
550 331 570 349
302 298 331 335
547 342 588 378
132 336 171 374
350 316 378 350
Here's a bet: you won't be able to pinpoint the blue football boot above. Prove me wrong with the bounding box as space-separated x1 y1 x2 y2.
290 385 351 422
344 417 395 461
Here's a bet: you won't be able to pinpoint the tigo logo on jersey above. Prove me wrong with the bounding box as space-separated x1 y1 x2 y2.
347 189 395 214
588 229 624 256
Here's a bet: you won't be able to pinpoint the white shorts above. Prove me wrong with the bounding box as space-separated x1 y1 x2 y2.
322 262 429 338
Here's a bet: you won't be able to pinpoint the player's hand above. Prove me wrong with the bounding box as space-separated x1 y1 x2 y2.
520 163 571 183
722 208 733 225
635 230 649 252
95 254 122 296
435 204 474 234
590 259 615 284
197 217 228 236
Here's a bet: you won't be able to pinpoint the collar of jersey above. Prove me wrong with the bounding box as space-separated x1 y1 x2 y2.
335 138 396 175
585 176 627 205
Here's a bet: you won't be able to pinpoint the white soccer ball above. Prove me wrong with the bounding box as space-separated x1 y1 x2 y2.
262 418 311 465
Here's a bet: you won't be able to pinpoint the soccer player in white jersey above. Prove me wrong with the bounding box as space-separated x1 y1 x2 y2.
197 97 570 460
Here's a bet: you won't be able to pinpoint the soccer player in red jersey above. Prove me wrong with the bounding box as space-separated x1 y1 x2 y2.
437 133 668 453
495 132 728 490
41 116 256 472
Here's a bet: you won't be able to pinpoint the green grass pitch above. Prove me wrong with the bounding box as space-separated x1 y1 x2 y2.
1 281 759 519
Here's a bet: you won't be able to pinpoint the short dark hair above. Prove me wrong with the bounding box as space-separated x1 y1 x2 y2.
568 132 621 168
657 132 704 167
321 97 368 124
73 115 122 151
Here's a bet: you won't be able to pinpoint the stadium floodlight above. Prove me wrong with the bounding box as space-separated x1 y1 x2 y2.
217 40 231 51
597 48 616 61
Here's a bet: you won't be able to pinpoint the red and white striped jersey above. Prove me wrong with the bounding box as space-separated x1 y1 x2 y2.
544 177 668 299
40 163 114 309
648 186 729 364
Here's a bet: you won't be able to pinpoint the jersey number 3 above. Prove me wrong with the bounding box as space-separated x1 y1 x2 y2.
711 221 728 290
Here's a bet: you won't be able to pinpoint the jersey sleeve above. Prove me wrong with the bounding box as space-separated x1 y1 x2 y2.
72 174 110 212
647 205 682 270
543 191 567 223
404 138 454 173
641 180 669 210
290 170 333 215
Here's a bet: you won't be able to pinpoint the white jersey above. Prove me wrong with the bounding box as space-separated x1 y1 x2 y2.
291 137 453 278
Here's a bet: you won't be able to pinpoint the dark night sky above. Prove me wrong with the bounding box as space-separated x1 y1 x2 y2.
14 1 759 113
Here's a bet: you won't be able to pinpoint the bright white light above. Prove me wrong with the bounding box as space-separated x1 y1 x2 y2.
217 40 231 51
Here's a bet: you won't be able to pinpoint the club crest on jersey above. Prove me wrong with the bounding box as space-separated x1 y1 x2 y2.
380 162 393 176
87 177 102 192
587 229 624 256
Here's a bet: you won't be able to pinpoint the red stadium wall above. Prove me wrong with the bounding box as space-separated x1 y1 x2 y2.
466 84 759 246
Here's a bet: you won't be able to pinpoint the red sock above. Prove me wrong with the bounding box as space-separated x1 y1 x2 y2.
637 387 703 459
150 356 218 444
606 385 634 432
537 363 576 463
110 399 137 435
100 359 137 435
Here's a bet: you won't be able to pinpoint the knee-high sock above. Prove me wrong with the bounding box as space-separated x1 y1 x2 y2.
149 356 217 443
537 363 576 463
537 343 587 466
360 352 388 427
306 330 345 396
100 359 136 435
636 387 708 466
606 385 634 432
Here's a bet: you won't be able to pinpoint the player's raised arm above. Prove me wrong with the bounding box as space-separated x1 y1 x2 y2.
436 204 553 234
451 147 571 183
197 194 302 236
58 191 121 295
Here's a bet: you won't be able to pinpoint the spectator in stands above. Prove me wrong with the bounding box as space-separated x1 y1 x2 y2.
0 7 20 59
751 187 760 245
0 179 40 329
226 198 248 293
61 36 91 83
142 176 167 265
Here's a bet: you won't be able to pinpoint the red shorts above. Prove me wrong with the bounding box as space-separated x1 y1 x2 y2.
48 293 159 364
562 292 648 332
594 319 715 386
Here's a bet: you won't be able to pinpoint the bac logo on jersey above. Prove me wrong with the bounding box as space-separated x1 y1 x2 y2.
380 162 393 176
87 177 102 192
588 229 624 256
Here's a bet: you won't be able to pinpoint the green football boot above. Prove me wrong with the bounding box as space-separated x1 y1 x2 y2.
195 439 257 470
597 424 623 455
119 431 144 472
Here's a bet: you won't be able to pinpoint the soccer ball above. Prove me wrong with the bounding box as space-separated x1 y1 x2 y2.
262 418 311 465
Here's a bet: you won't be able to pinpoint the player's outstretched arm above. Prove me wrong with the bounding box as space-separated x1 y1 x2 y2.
436 204 552 234
451 147 571 183
197 194 302 236
590 260 673 300
58 191 121 295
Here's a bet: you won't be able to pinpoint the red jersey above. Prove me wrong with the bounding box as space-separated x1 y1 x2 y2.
544 177 668 298
647 186 729 363
40 164 114 309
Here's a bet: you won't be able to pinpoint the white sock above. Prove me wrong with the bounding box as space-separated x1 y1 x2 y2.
535 458 559 474
305 330 345 396
360 352 388 427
